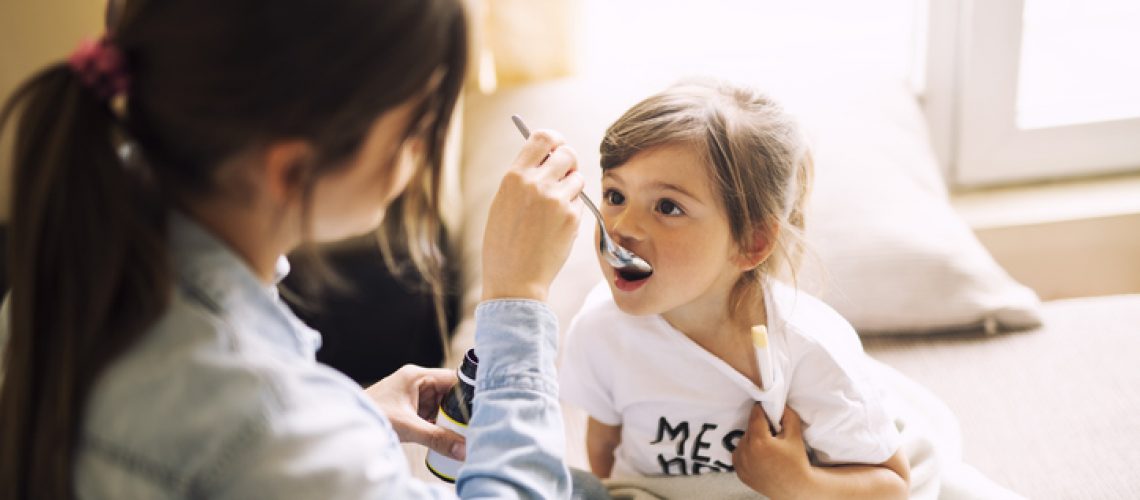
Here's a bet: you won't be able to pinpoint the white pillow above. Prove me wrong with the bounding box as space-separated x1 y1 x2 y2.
786 79 1042 334
457 73 1042 337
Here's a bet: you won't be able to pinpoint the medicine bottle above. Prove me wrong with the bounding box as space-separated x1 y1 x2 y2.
425 348 478 482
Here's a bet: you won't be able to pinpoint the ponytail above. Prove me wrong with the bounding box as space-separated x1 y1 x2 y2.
0 63 169 500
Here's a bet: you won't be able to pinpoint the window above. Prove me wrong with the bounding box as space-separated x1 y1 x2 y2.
924 0 1140 187
576 0 920 92
577 0 1138 188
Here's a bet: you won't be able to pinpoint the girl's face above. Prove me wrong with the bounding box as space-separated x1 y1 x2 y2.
600 143 746 320
309 98 425 242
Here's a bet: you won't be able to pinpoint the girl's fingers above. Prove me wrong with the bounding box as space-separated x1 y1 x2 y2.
746 402 774 440
777 407 803 438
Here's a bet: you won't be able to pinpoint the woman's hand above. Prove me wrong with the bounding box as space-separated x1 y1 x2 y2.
732 403 814 499
482 129 583 301
365 364 466 461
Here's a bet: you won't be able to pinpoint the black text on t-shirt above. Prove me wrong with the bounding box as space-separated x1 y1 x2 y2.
650 416 744 475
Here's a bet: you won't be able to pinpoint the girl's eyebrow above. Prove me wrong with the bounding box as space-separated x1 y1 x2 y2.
649 181 698 200
603 171 703 203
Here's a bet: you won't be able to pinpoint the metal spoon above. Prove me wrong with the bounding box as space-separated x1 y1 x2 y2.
511 115 654 280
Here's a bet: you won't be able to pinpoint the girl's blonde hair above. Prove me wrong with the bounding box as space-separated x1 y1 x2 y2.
600 79 814 321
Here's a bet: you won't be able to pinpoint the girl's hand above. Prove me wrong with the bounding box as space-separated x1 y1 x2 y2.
365 364 466 461
732 403 815 499
482 129 583 302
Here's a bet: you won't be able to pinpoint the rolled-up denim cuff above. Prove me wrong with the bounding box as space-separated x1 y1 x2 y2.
473 299 559 394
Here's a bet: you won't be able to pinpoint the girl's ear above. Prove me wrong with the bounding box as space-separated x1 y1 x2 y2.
262 140 316 205
735 225 779 271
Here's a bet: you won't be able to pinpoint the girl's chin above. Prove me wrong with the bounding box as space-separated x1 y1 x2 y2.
612 298 660 317
609 282 661 316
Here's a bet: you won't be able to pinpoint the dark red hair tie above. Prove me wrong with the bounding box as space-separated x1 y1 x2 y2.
68 36 130 101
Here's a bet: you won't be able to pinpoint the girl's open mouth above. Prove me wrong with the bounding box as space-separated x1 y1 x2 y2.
614 267 652 292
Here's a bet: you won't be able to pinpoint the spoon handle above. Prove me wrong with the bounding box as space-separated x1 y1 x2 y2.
577 192 605 228
511 114 532 139
511 115 608 229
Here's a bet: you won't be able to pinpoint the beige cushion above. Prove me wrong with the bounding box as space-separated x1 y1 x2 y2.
456 72 1041 337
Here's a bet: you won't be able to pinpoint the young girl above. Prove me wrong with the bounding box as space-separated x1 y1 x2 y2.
0 0 585 498
559 80 911 498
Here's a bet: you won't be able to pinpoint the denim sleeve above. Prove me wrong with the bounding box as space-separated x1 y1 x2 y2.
197 367 459 499
456 299 572 499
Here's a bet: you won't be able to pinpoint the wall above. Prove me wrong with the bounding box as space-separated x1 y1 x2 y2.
953 173 1140 299
974 213 1140 300
0 0 104 221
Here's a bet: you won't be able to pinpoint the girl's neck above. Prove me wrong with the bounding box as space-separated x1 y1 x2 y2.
661 279 769 390
661 281 767 343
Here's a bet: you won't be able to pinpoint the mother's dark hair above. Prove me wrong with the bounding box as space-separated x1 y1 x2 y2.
0 1 468 498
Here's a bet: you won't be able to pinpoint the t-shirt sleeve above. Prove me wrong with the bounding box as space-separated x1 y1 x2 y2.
785 333 901 465
558 312 622 426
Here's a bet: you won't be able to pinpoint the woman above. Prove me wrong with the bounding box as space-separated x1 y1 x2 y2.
0 0 584 497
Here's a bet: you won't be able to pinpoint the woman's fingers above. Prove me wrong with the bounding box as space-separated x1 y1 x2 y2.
538 144 578 182
482 132 582 302
512 129 564 169
403 414 467 461
551 169 585 203
416 367 458 393
545 146 584 202
364 364 466 460
412 367 458 420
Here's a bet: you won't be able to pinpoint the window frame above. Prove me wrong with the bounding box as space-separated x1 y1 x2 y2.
923 0 1140 188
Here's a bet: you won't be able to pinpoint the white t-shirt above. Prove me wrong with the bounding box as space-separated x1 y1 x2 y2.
559 280 900 478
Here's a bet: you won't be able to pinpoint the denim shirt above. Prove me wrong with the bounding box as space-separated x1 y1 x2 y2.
48 213 572 498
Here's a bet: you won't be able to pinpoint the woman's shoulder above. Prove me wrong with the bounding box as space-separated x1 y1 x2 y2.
83 294 266 433
79 290 375 492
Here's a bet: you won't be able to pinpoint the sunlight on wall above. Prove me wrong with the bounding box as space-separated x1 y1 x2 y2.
574 0 922 85
0 1 104 221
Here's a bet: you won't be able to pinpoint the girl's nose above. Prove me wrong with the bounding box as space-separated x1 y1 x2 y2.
608 206 646 245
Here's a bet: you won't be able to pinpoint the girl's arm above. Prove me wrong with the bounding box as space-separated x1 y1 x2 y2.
802 449 909 499
586 417 622 478
733 404 909 500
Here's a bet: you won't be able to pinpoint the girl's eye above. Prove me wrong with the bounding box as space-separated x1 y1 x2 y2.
656 199 682 215
603 189 625 205
656 199 683 216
